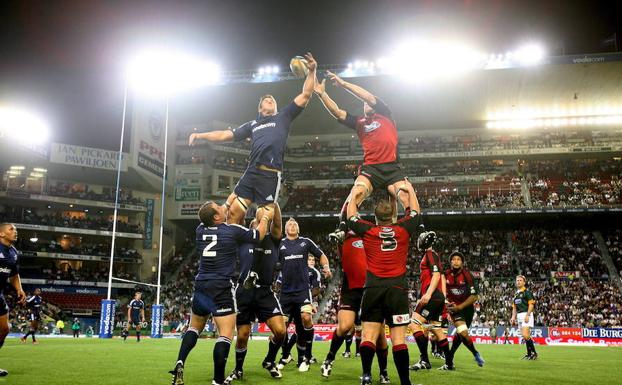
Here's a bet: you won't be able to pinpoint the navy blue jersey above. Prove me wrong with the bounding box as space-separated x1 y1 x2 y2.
308 267 321 290
128 299 144 318
0 243 19 293
239 235 279 286
195 223 260 281
231 102 303 171
278 237 323 294
26 295 42 314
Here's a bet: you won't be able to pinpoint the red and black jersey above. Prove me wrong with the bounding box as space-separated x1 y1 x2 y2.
339 232 368 289
445 267 478 305
419 249 443 296
338 98 398 165
347 210 419 278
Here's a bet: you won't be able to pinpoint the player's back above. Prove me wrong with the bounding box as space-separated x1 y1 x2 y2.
238 235 279 286
279 237 320 293
339 233 368 289
419 249 443 295
361 222 410 278
195 222 257 281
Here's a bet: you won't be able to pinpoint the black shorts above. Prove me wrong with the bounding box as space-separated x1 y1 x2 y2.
29 312 41 322
414 291 445 323
236 286 283 325
360 275 410 327
451 306 475 327
192 279 237 317
234 167 282 206
279 290 313 319
129 316 142 328
339 277 364 324
0 296 8 317
358 162 407 191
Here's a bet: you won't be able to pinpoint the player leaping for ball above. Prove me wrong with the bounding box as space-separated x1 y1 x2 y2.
313 70 416 243
189 53 317 227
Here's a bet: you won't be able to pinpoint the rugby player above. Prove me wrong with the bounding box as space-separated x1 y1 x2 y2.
124 291 145 342
169 202 274 385
21 288 42 344
347 184 421 385
188 53 317 226
510 275 538 360
0 223 26 377
445 251 485 367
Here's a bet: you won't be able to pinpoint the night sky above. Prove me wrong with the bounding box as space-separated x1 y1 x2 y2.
0 0 620 149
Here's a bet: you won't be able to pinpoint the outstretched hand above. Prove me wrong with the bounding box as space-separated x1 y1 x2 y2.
314 78 326 96
188 132 199 146
303 52 317 72
326 70 346 87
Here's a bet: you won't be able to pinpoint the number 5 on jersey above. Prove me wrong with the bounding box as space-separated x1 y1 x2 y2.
202 234 217 257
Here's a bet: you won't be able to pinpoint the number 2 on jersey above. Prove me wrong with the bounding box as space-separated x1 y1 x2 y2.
202 234 217 257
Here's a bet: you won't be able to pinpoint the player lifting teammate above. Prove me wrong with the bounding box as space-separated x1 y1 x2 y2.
0 223 26 377
225 203 285 383
123 291 145 342
320 230 390 384
313 68 415 242
188 53 317 226
445 251 485 367
410 232 455 371
169 201 274 385
276 218 331 372
21 288 42 344
511 275 538 360
347 185 421 385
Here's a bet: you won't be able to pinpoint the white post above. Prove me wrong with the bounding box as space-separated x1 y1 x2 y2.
155 97 170 305
107 82 128 300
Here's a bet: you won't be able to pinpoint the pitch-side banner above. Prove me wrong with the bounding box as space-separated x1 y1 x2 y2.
131 99 167 179
50 142 128 172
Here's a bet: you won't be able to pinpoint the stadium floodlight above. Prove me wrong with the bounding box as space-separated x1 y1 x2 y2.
29 234 38 243
272 66 280 74
0 106 49 144
515 43 545 66
127 49 221 97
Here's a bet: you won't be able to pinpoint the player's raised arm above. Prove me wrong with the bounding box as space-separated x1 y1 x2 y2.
255 205 276 241
188 129 235 146
326 70 377 106
293 53 317 108
314 77 347 121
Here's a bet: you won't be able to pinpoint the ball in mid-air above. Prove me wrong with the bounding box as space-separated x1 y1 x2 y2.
290 56 309 78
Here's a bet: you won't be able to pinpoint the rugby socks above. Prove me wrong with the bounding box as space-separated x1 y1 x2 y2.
414 331 429 363
525 338 536 355
327 330 346 361
177 327 199 363
344 331 353 353
136 331 140 342
31 330 37 342
450 335 463 355
304 326 315 360
296 341 307 365
461 334 479 356
214 336 232 384
23 331 32 340
392 344 410 385
438 339 453 366
235 347 247 371
430 339 437 355
282 332 296 359
377 346 389 373
360 341 376 377
265 335 284 364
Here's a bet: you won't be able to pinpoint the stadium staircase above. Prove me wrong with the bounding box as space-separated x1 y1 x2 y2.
315 268 342 323
521 180 532 207
592 231 622 292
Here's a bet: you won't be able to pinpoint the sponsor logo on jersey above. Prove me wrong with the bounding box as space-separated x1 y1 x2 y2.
300 242 306 247
284 254 304 260
382 227 392 232
352 240 364 248
0 267 11 274
252 122 276 133
363 121 381 133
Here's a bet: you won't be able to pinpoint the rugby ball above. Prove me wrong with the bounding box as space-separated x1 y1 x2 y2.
290 56 309 78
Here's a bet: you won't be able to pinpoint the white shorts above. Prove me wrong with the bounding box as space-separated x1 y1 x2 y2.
517 312 534 328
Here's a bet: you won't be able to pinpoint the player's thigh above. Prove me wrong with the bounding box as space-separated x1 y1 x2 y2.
236 324 251 347
214 314 237 339
0 314 8 334
337 310 356 336
300 311 313 328
361 321 383 343
189 314 208 331
352 175 373 203
410 312 427 332
389 325 407 345
265 314 286 338
453 320 469 337
521 326 531 339
227 198 250 225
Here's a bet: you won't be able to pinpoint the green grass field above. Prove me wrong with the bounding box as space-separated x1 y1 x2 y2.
2 338 621 385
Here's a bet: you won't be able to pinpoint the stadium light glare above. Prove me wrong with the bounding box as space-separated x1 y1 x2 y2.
33 167 47 173
127 50 221 96
515 43 545 66
0 107 49 144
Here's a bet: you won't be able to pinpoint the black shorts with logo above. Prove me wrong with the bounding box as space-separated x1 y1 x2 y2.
234 167 282 206
414 290 445 323
360 273 410 327
192 279 237 317
451 305 475 327
358 162 407 191
279 290 313 319
236 285 283 325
